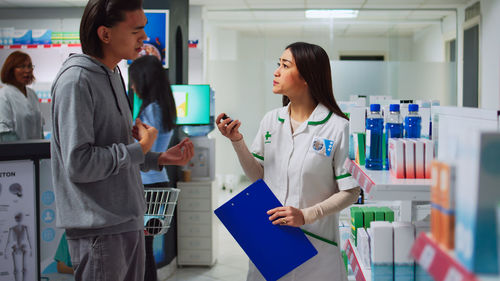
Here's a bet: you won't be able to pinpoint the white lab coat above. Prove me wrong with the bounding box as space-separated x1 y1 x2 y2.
248 103 358 281
0 84 43 140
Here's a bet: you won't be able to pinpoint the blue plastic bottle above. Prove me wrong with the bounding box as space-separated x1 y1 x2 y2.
404 104 421 138
365 104 384 170
384 104 403 169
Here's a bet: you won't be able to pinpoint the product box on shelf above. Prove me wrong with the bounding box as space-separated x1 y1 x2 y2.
381 207 394 222
12 29 32 44
412 139 425 179
370 221 394 281
430 205 441 243
374 207 385 221
403 139 415 179
439 162 456 210
416 101 431 139
51 31 62 44
430 161 441 203
439 209 455 250
351 207 364 246
1 27 14 45
422 139 434 178
62 31 80 44
357 227 371 270
393 222 415 281
353 132 366 165
388 138 405 178
363 207 375 229
32 29 52 44
455 131 500 274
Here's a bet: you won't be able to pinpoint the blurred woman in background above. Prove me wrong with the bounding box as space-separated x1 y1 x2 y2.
129 54 179 281
0 51 43 142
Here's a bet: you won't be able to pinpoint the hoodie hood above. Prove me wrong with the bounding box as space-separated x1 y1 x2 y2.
53 54 111 86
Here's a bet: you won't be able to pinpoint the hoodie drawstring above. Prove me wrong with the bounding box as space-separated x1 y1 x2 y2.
100 65 132 116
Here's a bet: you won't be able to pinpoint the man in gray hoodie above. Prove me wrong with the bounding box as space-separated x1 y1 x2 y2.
50 0 193 280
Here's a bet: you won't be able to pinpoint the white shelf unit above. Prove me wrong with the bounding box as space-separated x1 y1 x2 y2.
176 181 217 266
345 159 431 201
344 159 431 222
345 239 371 281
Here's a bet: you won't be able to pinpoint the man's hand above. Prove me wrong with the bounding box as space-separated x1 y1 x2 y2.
158 138 194 166
134 118 158 154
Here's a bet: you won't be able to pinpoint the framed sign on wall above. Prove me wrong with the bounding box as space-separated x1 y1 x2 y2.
141 9 169 68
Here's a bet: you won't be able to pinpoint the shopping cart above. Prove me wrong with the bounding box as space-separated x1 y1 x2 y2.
143 188 180 236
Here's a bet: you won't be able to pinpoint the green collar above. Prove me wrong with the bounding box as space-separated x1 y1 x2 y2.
277 103 333 125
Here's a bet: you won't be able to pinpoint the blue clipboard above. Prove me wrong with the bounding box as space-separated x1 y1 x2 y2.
214 179 318 281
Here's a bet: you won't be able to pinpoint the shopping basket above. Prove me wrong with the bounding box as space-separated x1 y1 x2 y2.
143 188 180 236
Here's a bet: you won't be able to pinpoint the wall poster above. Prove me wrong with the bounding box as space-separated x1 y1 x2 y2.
0 160 37 281
142 9 169 68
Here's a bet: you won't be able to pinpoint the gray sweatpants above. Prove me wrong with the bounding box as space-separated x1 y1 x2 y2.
67 230 145 281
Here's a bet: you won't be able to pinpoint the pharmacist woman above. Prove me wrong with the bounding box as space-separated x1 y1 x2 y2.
0 51 43 141
216 42 361 281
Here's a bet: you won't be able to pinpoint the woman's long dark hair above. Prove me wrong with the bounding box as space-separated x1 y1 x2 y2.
282 42 348 121
129 55 177 131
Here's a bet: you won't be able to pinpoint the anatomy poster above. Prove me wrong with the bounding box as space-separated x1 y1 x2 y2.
39 159 66 276
0 160 37 281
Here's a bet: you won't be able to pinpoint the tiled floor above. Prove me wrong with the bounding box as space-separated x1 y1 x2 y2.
164 182 250 281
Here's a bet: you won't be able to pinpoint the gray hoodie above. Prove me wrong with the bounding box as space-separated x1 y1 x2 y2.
51 54 160 238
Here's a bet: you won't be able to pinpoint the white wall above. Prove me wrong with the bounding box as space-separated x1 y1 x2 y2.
188 5 203 84
479 0 500 109
412 24 445 62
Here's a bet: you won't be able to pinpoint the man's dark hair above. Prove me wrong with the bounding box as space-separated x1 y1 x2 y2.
80 0 143 58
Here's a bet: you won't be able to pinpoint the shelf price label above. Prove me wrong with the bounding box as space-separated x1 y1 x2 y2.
443 267 463 281
419 244 436 271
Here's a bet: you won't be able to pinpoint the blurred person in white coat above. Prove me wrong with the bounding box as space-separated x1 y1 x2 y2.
216 42 360 281
0 51 43 142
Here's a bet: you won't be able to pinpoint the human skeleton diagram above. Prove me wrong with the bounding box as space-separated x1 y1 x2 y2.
3 212 32 281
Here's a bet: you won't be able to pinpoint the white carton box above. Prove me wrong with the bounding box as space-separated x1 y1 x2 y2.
370 221 394 281
357 227 371 270
412 139 425 179
403 139 415 179
389 138 405 178
393 222 415 281
422 139 434 178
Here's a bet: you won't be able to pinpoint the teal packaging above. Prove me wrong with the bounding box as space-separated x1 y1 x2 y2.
13 29 32 44
395 264 415 281
455 132 500 274
372 263 394 281
393 222 415 281
415 264 433 281
32 29 52 44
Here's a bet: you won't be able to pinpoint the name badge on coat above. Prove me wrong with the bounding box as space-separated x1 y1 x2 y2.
311 137 334 157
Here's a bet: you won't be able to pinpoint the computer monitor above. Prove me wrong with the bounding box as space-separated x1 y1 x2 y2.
171 84 211 125
132 84 211 126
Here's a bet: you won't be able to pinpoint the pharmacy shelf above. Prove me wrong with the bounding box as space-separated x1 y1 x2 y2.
345 239 371 281
0 43 81 49
411 232 499 281
344 159 431 201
